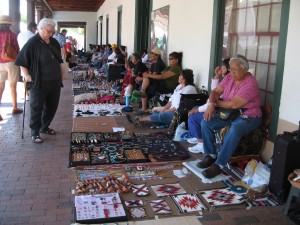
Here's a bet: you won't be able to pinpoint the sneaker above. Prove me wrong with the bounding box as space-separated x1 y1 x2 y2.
187 137 198 144
188 142 204 153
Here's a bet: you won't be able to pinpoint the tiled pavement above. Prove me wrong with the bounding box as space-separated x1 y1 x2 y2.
0 79 297 225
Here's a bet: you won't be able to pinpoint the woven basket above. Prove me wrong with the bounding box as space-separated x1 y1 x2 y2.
288 172 300 189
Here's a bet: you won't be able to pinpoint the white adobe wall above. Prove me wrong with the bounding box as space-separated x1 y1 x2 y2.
97 0 213 88
97 0 136 56
279 0 300 127
152 0 213 88
52 11 97 50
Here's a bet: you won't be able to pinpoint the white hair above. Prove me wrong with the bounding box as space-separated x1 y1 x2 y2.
229 54 249 71
37 18 56 31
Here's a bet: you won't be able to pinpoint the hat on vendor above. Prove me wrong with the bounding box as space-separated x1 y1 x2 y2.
111 43 117 48
0 15 15 24
151 47 161 56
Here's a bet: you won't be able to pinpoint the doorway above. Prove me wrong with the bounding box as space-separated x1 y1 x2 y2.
57 22 86 51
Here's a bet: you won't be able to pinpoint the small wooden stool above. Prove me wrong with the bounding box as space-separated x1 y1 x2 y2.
283 172 300 215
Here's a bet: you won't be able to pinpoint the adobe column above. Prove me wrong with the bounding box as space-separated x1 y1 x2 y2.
27 0 36 23
9 0 21 34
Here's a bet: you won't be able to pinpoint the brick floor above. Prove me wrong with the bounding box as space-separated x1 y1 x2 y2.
0 79 297 225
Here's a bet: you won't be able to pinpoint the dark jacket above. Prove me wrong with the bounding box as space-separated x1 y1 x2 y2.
15 33 62 88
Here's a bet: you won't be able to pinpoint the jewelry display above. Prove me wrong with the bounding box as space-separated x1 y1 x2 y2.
75 174 132 195
71 132 87 144
71 147 90 163
87 132 103 143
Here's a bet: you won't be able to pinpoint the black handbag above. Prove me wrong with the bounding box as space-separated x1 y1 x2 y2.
176 91 208 129
216 107 245 121
177 92 208 115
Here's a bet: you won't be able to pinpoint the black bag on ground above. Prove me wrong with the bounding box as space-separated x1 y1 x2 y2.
177 93 208 116
107 64 126 82
269 127 300 204
177 91 208 129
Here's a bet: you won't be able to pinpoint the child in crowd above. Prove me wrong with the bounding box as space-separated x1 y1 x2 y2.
121 58 136 97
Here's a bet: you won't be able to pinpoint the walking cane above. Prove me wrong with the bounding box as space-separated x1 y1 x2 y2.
21 82 27 139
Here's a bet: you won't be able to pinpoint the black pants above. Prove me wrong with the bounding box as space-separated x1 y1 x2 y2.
29 86 61 136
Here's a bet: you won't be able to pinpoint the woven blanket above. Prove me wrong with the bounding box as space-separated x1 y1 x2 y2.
199 187 245 208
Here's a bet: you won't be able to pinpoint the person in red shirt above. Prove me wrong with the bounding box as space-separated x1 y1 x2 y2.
0 15 22 121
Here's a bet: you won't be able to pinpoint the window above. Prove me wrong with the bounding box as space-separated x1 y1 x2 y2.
106 15 109 44
99 16 103 45
117 6 122 46
223 0 282 107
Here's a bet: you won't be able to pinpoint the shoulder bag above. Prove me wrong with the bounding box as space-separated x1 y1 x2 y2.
41 39 70 80
1 35 18 62
216 107 245 121
177 92 209 116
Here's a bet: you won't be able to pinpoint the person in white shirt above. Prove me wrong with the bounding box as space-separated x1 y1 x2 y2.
17 22 37 50
107 44 117 65
137 69 198 126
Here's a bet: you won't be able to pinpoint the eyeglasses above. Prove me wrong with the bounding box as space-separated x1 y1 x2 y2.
229 67 241 72
44 27 54 34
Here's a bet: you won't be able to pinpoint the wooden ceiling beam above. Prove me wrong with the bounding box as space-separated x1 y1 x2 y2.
43 0 105 12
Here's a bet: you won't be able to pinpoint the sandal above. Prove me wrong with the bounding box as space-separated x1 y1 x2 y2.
40 128 56 135
133 91 147 98
134 109 151 115
32 135 43 143
12 108 23 114
126 114 140 126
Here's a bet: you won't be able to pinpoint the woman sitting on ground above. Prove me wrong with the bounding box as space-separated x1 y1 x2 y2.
133 51 182 113
199 54 262 179
187 58 230 154
138 69 198 126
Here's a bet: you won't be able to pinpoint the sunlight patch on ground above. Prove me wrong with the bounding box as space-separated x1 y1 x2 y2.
0 81 26 127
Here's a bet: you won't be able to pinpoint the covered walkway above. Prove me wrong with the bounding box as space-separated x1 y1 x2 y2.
0 79 294 225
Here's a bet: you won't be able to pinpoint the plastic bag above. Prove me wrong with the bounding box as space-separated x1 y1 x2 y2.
242 160 270 189
173 122 191 142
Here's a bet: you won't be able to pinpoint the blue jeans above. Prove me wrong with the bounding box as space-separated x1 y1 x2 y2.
150 111 174 125
188 112 204 139
201 116 262 166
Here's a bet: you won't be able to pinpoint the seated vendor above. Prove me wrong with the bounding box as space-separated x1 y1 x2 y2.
133 51 182 113
187 58 230 154
137 69 198 126
199 55 262 179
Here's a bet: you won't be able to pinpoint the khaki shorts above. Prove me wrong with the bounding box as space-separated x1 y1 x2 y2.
0 62 20 83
